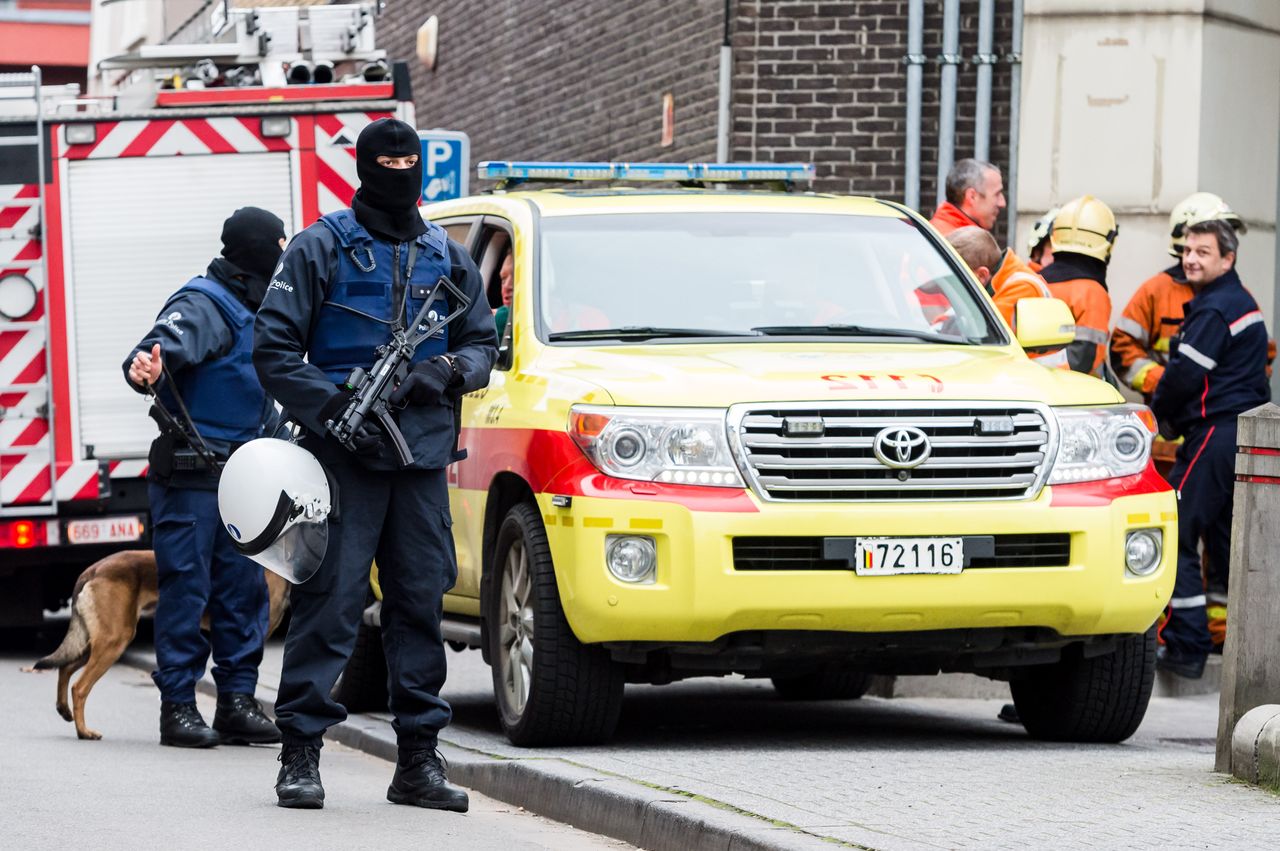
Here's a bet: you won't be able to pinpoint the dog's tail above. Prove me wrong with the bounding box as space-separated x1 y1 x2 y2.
34 608 90 670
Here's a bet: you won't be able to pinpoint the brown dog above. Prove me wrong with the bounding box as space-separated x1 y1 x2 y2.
33 549 289 740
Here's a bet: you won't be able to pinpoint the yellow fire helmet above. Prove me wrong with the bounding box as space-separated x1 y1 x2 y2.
1050 195 1118 263
1168 191 1247 257
1026 207 1059 256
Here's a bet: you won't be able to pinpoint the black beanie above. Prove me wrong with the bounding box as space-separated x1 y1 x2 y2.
220 207 286 281
354 118 424 215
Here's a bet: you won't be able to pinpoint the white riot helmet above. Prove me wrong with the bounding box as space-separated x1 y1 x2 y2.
218 438 332 584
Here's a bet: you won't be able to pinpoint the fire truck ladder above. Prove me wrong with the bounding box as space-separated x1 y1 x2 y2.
0 68 57 516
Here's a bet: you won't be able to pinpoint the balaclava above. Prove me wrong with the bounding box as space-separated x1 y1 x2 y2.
351 117 426 242
217 206 286 308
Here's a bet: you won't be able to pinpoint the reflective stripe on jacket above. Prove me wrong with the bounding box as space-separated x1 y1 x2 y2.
1109 264 1191 394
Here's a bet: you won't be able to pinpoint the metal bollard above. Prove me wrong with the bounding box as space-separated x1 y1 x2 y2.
1215 403 1280 774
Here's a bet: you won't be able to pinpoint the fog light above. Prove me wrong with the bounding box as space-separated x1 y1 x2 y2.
605 535 656 584
1125 529 1162 576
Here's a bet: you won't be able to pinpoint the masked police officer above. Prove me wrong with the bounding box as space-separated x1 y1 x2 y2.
253 118 496 811
123 207 286 748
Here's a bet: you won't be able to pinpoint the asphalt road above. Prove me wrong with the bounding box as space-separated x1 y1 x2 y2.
0 630 629 851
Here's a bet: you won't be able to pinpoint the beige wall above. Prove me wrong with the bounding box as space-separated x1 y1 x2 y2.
1018 0 1280 338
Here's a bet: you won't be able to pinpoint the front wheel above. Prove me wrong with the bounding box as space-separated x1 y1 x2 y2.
487 502 624 746
1010 628 1156 743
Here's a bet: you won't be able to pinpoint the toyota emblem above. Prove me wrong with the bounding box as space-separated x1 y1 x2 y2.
872 426 931 469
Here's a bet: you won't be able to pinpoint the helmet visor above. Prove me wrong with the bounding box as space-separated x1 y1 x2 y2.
249 517 328 585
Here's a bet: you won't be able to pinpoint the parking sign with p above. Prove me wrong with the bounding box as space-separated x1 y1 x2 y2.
418 130 470 203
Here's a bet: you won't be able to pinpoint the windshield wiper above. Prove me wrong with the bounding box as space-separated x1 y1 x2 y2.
751 324 965 344
548 326 754 341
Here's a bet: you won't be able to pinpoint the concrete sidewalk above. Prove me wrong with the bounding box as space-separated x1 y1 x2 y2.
123 638 1279 851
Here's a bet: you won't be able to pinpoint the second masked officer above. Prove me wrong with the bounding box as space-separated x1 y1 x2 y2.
253 118 496 811
123 207 286 748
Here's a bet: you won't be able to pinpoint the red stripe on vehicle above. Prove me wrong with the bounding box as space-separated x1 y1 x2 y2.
314 113 346 140
0 330 23 360
44 133 74 466
315 157 355 206
63 121 117 160
1049 462 1174 507
296 116 319 226
183 118 238 154
455 427 758 513
12 465 52 504
11 185 38 199
10 418 48 447
0 203 30 230
12 351 45 384
121 120 175 158
13 240 40 262
236 116 292 153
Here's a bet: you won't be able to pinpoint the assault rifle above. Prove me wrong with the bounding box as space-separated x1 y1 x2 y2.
325 275 471 466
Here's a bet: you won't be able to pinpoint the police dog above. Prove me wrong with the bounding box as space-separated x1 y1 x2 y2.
33 550 289 740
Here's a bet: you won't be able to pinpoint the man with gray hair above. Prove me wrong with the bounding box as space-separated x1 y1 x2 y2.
930 158 1006 235
1151 218 1270 679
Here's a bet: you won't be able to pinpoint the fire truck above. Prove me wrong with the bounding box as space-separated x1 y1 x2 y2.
0 4 411 625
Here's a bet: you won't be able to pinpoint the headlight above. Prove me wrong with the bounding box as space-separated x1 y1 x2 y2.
1050 404 1155 484
569 406 744 487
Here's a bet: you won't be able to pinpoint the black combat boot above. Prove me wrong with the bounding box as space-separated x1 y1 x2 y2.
387 747 470 812
1156 645 1207 680
213 693 282 745
276 742 325 809
159 701 220 748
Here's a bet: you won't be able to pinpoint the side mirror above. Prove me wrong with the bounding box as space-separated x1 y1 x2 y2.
1014 297 1076 352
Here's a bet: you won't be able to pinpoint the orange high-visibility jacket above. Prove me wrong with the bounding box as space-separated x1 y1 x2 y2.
1044 275 1111 377
1109 264 1192 395
929 202 979 236
990 251 1067 369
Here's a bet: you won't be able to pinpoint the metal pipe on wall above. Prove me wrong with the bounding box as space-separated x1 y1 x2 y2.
1006 0 1025 248
715 0 732 163
935 0 961 209
974 0 995 161
904 0 924 211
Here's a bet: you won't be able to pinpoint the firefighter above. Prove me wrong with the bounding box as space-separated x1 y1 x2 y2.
1025 207 1058 272
122 207 286 748
1038 196 1117 377
1151 219 1270 679
946 227 1068 369
929 159 1006 235
1110 193 1248 478
253 118 497 810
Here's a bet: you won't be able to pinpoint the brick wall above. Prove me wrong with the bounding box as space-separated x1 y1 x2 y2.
377 1 1017 220
379 0 725 165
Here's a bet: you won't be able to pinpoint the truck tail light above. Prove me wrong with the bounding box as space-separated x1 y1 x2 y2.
0 519 47 549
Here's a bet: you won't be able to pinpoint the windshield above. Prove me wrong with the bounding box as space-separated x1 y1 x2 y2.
537 212 1002 344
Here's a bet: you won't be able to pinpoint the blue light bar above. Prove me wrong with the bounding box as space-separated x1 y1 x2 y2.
477 161 815 184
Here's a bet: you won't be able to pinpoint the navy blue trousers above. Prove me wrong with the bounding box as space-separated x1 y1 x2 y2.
1161 419 1236 657
274 437 457 749
149 483 268 703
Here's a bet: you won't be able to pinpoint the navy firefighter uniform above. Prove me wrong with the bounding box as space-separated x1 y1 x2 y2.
253 118 496 811
123 207 285 748
1151 266 1269 663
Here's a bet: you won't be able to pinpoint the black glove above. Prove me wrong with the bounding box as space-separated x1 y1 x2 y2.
389 356 456 407
349 419 385 457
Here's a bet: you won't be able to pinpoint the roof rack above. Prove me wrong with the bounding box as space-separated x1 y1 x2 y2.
477 161 815 192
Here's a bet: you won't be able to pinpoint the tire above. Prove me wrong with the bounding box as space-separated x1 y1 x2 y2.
333 618 389 714
771 668 874 701
1010 628 1157 743
488 502 624 746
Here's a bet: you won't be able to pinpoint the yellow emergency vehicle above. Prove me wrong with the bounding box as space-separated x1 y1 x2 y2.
350 162 1175 747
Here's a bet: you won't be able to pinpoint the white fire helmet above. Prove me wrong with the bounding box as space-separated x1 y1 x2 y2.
218 438 332 584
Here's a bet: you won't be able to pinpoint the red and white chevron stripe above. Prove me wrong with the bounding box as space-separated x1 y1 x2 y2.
62 116 297 160
314 112 387 214
0 457 100 505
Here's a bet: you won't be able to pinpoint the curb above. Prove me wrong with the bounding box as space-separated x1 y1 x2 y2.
120 650 848 851
1230 704 1280 790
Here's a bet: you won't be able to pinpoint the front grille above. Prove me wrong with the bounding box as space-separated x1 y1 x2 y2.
732 534 1072 571
734 403 1052 501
